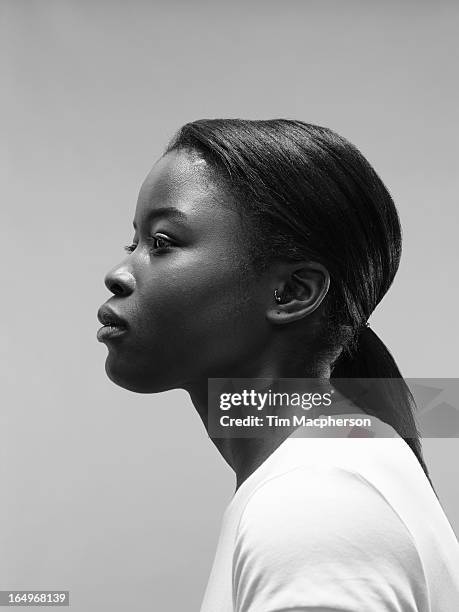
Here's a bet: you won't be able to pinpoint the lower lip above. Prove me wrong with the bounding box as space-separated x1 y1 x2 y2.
97 325 128 342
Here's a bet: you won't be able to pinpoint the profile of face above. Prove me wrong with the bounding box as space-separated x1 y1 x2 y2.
98 149 273 393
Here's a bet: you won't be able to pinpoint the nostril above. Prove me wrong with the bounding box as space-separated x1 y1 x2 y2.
111 282 124 295
104 269 135 295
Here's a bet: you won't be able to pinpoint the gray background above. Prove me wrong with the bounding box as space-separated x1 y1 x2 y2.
2 1 458 610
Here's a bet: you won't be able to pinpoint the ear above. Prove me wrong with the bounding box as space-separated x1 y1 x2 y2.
266 261 330 325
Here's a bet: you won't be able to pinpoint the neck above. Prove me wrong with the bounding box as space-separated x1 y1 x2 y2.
185 359 331 492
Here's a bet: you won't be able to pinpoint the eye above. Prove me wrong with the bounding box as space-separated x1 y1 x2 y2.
123 235 174 255
149 235 173 252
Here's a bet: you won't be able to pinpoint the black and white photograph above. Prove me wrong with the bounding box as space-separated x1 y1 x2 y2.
3 1 459 610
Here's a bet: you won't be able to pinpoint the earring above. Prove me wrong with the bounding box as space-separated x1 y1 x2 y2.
274 288 282 303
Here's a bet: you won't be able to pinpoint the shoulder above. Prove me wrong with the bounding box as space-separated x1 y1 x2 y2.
236 464 414 544
233 465 429 612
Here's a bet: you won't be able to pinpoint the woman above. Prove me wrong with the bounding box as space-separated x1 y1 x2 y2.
97 119 459 611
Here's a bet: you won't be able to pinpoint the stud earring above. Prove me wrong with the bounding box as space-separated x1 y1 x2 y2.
274 288 283 303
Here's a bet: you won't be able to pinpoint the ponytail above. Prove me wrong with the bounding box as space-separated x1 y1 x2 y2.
331 326 436 494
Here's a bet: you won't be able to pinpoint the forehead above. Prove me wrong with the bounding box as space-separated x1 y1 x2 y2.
135 149 237 226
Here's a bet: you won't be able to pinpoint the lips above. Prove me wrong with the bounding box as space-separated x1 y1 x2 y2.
97 304 128 329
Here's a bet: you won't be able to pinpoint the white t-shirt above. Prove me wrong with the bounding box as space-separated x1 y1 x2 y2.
199 414 459 612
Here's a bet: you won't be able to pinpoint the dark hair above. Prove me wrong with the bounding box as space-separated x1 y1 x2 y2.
164 118 433 489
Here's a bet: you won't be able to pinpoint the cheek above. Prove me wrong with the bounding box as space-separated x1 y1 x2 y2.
138 257 266 365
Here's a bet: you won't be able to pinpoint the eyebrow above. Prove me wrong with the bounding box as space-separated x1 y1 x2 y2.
132 206 188 230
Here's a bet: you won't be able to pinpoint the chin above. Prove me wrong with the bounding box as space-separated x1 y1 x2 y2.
104 356 176 394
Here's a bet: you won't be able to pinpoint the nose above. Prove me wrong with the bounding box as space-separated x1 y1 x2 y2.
104 267 136 297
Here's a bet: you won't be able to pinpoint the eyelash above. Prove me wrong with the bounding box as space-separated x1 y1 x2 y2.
123 236 173 254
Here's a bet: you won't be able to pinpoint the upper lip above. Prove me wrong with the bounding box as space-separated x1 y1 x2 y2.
97 304 128 328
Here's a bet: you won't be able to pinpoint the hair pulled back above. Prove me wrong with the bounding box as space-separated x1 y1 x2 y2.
165 118 432 487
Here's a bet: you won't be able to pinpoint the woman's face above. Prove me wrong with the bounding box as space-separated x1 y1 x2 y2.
98 149 271 393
